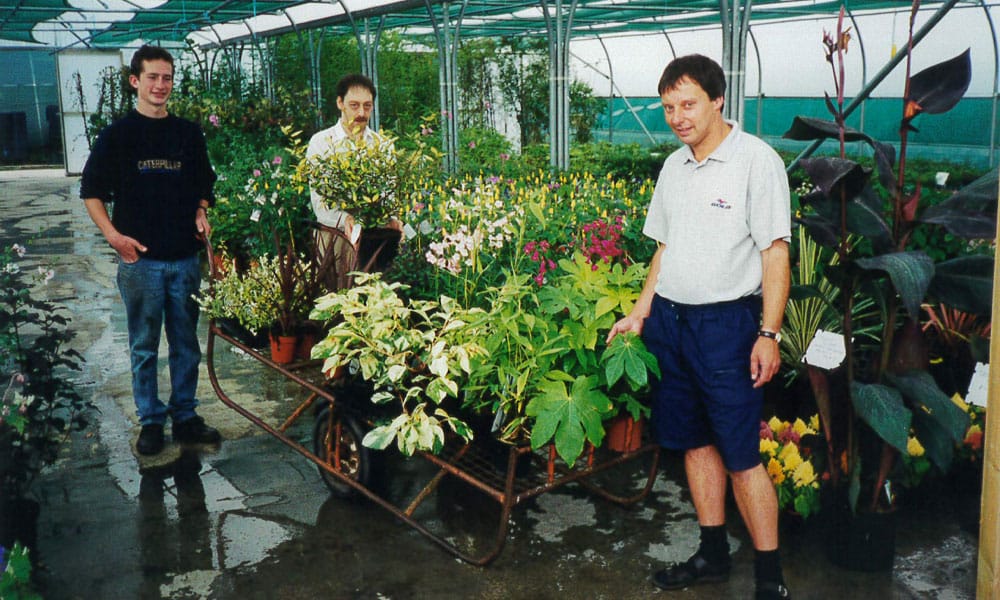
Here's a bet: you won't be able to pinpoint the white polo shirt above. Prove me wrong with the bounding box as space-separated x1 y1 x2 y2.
305 120 388 229
642 121 791 305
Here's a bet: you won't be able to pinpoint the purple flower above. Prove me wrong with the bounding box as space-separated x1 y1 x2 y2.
209 114 220 127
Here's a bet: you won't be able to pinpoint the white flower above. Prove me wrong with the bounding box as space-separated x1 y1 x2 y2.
11 243 26 257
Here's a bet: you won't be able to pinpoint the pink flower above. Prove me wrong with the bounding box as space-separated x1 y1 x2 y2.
252 169 262 177
209 114 220 127
272 156 283 165
499 153 510 161
422 127 433 136
468 141 476 149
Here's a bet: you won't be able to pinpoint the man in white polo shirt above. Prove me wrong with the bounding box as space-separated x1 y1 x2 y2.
608 54 792 600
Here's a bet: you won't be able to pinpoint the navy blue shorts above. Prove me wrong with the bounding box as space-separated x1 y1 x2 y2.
641 294 763 472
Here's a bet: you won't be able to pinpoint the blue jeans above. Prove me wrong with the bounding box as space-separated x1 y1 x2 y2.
117 255 202 426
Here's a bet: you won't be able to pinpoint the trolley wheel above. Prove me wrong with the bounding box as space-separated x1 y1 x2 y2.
312 407 371 498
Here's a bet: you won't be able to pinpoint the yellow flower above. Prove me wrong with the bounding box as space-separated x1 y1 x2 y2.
907 436 925 457
808 414 820 431
792 460 817 488
767 458 786 484
767 416 786 435
778 444 803 471
760 438 779 457
791 418 815 437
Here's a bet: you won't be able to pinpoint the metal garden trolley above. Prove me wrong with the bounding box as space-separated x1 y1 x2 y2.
202 231 660 565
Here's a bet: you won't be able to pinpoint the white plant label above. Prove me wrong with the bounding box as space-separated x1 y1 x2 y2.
802 329 847 370
965 362 989 408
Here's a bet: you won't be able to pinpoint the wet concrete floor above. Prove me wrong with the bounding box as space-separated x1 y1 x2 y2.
0 169 981 599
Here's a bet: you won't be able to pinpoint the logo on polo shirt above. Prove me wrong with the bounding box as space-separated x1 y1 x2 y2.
710 198 732 210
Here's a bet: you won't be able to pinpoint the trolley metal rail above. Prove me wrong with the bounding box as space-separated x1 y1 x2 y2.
202 236 660 565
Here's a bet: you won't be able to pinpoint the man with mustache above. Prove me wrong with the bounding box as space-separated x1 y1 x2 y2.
306 74 401 288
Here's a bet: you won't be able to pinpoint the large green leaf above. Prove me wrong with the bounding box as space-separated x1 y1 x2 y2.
603 332 661 390
525 375 613 466
855 251 934 319
928 255 994 317
850 381 911 455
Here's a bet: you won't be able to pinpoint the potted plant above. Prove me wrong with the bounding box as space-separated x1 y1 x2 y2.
309 273 488 454
759 415 823 519
781 3 994 569
1 244 91 553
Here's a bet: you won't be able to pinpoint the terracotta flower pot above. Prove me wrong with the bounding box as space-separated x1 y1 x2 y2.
295 330 318 360
269 333 297 365
605 415 644 453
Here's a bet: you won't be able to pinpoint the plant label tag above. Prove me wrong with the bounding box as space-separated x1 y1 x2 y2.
403 222 417 240
250 209 261 223
965 362 989 407
802 329 847 370
350 223 362 245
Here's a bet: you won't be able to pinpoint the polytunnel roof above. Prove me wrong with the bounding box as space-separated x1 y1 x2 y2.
0 0 946 49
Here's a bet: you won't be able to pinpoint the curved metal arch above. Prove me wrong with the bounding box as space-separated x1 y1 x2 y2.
595 34 614 142
747 26 762 136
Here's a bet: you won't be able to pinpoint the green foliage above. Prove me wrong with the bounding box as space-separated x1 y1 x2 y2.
0 542 41 600
1 244 90 499
309 274 487 455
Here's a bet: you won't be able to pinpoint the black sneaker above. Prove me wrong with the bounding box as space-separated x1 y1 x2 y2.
137 424 165 455
653 551 731 590
756 581 792 599
172 416 222 445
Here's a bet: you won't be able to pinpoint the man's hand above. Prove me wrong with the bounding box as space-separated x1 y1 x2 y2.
386 216 404 232
109 231 147 263
750 336 782 388
606 314 645 344
195 207 211 239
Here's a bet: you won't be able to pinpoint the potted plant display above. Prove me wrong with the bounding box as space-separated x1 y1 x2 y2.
781 3 995 570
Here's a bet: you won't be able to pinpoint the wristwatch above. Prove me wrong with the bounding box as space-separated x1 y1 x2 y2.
758 329 782 343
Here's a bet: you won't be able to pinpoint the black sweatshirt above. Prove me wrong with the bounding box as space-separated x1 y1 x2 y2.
80 110 217 260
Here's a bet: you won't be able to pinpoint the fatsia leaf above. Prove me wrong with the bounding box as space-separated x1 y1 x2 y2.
855 251 934 319
907 49 972 117
850 381 911 455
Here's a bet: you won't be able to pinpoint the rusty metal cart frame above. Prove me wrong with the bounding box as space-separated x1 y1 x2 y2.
202 235 660 566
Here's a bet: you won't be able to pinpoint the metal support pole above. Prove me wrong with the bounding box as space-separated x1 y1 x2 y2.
787 0 962 172
980 0 999 166
542 0 577 170
748 27 762 136
425 0 468 173
596 35 613 143
719 0 752 124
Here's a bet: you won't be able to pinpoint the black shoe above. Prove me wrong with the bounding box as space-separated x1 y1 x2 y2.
137 424 165 455
756 581 791 599
172 416 222 445
652 552 731 590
